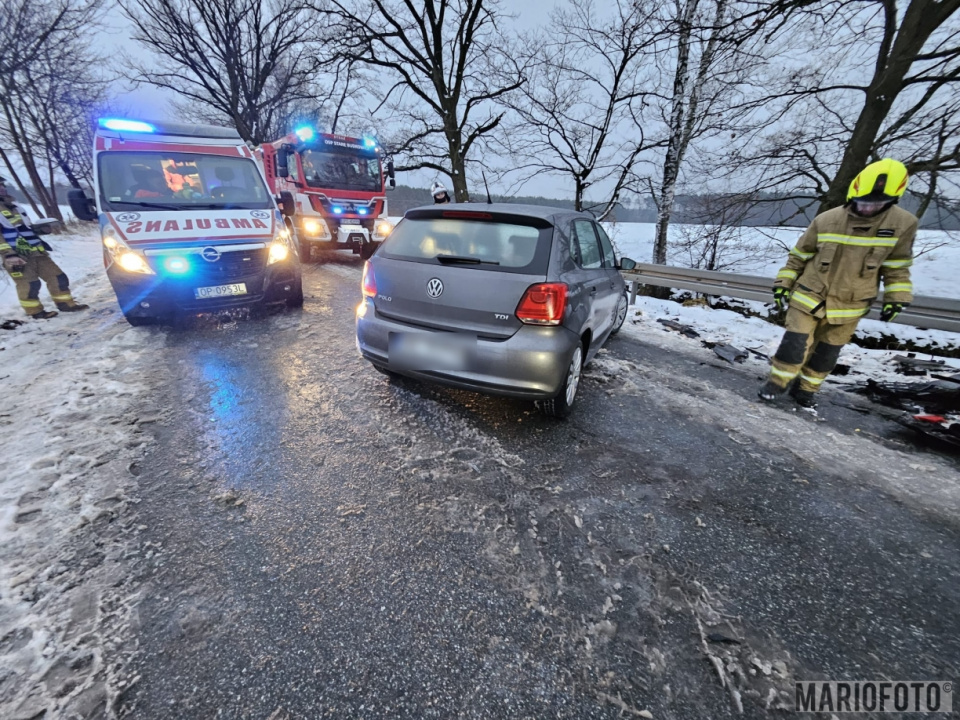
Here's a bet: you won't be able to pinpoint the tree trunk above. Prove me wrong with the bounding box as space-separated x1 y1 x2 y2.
818 0 950 213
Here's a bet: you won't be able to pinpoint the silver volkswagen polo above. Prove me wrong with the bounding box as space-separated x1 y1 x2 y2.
355 204 636 416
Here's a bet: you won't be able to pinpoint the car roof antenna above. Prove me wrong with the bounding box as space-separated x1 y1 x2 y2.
482 172 493 205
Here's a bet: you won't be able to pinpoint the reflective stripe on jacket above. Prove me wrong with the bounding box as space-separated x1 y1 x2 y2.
0 201 45 256
773 205 917 324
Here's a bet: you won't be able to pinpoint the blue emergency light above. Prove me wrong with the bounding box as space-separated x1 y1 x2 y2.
294 126 315 142
358 208 368 215
100 118 155 133
332 206 344 214
164 256 190 274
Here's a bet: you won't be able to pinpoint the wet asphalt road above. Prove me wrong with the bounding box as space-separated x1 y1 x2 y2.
122 257 960 719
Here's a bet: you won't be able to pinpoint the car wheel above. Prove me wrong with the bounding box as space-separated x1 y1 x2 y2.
286 279 304 308
537 343 583 418
611 291 628 334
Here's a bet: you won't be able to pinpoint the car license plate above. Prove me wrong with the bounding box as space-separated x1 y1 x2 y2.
194 283 247 300
389 332 476 371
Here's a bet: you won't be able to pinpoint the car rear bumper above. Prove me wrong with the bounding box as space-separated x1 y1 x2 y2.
107 262 300 318
355 300 580 399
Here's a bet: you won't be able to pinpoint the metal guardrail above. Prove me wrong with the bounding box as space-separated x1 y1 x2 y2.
622 263 960 335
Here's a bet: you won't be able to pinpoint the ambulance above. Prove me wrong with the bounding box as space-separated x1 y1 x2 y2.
69 118 302 325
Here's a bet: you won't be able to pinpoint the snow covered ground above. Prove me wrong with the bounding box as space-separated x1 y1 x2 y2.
619 295 960 393
0 227 162 717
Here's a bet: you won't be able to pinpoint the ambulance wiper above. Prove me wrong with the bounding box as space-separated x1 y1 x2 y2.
435 255 500 265
113 200 182 211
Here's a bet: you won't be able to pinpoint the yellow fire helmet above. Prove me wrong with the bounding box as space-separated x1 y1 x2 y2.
847 158 909 203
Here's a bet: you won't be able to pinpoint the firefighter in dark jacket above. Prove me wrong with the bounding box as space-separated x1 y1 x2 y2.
0 176 88 319
759 159 916 409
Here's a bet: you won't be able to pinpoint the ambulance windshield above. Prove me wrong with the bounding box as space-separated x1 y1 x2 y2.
300 149 381 192
98 152 273 211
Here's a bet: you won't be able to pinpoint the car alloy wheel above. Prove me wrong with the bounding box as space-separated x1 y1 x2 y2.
565 345 583 407
612 293 628 334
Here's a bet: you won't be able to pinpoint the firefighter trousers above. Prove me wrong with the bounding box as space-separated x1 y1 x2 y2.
768 308 859 394
4 252 77 316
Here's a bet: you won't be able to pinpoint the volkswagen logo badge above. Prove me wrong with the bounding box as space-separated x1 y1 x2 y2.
116 212 140 222
426 278 444 299
250 210 270 219
201 247 221 263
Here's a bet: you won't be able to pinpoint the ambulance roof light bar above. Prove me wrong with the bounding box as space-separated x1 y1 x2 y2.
100 119 155 133
97 118 243 140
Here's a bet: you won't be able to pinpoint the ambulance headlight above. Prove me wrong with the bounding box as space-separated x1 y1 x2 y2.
268 241 289 264
118 251 154 274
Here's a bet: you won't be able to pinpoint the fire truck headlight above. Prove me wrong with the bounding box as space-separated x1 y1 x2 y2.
268 241 289 265
118 251 154 275
376 221 394 237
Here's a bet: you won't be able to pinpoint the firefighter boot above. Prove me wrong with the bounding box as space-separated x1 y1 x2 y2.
790 383 818 409
758 380 786 402
31 310 59 320
56 302 89 312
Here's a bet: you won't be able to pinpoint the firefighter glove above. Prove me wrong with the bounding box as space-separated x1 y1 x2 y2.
773 287 790 311
880 302 908 322
2 255 25 271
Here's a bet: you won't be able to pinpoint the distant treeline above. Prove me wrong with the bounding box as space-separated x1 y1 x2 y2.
14 182 958 230
385 185 960 230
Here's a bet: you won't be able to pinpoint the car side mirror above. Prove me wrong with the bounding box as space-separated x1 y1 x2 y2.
276 148 290 178
31 218 61 235
619 257 637 271
276 191 296 218
67 188 97 222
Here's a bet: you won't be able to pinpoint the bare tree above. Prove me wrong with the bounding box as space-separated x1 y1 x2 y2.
121 0 335 145
501 0 659 219
647 0 758 268
674 193 778 272
326 0 528 201
0 0 105 219
728 0 960 218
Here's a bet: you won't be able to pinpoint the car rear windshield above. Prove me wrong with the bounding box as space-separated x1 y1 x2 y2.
379 217 553 274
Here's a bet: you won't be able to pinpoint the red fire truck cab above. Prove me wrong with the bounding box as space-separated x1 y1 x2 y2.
258 128 396 262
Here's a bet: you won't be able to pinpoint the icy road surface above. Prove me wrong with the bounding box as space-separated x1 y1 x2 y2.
1 252 958 718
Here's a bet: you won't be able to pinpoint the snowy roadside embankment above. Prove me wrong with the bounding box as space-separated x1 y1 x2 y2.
604 221 960 301
620 295 960 390
1 229 161 718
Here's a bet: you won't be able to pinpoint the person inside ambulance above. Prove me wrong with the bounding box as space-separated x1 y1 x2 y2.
759 158 917 409
0 176 89 319
128 164 174 199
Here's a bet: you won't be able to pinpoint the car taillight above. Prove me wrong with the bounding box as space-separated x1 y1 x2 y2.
362 261 377 297
516 283 567 325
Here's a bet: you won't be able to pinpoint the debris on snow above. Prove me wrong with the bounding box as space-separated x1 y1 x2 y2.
657 318 700 338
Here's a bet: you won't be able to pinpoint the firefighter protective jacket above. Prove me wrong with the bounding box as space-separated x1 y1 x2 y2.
0 200 47 257
773 204 916 324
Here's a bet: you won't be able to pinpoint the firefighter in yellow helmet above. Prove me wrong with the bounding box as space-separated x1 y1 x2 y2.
759 158 917 409
0 176 88 319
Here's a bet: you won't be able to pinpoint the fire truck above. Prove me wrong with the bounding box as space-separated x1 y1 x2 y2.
257 127 396 262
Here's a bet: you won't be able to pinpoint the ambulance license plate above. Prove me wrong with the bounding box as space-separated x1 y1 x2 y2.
194 283 247 299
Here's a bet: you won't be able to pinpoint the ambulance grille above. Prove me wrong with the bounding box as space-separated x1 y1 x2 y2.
199 248 267 281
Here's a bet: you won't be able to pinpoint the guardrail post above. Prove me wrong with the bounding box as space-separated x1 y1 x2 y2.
629 280 639 306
